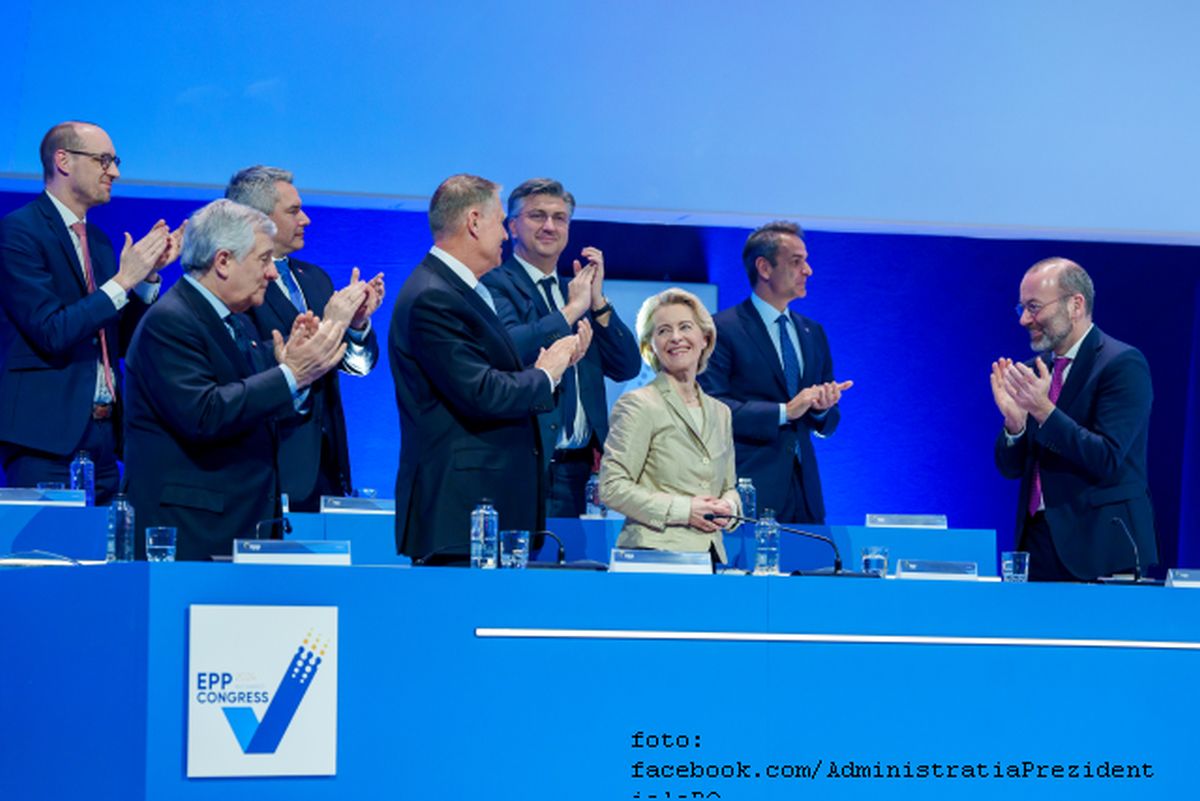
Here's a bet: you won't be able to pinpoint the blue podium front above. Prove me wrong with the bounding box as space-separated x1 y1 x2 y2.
2 564 1197 800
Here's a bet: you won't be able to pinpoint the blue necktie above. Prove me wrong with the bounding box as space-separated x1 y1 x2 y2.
777 314 801 397
474 282 497 314
276 259 306 313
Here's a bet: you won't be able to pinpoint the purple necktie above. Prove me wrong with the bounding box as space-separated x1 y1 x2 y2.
1028 356 1071 517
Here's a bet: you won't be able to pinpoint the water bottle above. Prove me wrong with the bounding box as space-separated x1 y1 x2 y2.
470 500 499 569
736 477 756 526
585 473 606 517
107 494 135 562
70 450 95 506
754 507 780 575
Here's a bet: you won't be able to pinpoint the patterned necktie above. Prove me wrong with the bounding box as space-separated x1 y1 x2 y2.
69 221 116 400
1027 356 1072 516
276 259 306 313
776 314 802 397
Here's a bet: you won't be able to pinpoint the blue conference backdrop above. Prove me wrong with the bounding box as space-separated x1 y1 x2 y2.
0 188 1194 572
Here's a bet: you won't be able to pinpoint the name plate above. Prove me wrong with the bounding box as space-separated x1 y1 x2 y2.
894 558 979 581
0 487 86 507
866 513 949 529
609 548 711 575
1166 569 1200 588
319 496 395 515
233 540 351 565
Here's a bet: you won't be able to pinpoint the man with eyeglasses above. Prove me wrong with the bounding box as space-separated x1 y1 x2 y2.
0 121 183 503
226 166 384 511
481 178 640 517
991 257 1156 581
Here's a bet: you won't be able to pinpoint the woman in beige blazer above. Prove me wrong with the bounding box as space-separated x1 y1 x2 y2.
599 288 740 564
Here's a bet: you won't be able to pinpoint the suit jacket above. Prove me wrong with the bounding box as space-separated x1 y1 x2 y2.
0 192 149 455
123 279 295 561
995 326 1157 580
599 373 740 563
698 298 839 523
481 256 641 465
389 253 555 561
247 258 379 501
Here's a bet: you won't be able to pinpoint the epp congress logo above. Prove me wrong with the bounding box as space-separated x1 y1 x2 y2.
188 606 338 777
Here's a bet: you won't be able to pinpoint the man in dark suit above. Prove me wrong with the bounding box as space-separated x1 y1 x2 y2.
123 199 347 560
226 166 384 511
992 257 1156 581
390 174 590 564
0 121 182 503
481 178 641 516
699 221 852 524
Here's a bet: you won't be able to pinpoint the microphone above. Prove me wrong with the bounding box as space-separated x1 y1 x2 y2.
413 543 470 566
536 530 566 565
254 516 293 540
704 512 855 575
1110 516 1142 582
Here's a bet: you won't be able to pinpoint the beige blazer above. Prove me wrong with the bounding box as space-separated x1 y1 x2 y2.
599 373 740 563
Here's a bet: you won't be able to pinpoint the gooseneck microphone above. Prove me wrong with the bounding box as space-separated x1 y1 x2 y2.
254 516 293 540
1110 517 1142 582
704 512 846 574
537 530 566 565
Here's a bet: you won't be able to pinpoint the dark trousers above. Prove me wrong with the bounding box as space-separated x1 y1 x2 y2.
1019 512 1080 582
0 417 119 505
545 450 593 519
775 462 822 525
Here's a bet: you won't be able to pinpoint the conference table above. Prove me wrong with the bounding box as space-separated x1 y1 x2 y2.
4 554 1198 800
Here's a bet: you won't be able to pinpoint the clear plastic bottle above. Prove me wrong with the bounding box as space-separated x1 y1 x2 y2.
107 494 135 562
470 500 499 569
585 473 606 517
736 477 756 527
70 450 95 506
754 507 779 575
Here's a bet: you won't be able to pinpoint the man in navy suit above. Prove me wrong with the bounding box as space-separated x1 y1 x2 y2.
992 258 1156 581
0 121 182 503
699 221 852 524
123 199 347 560
226 166 384 511
390 174 590 564
481 178 641 516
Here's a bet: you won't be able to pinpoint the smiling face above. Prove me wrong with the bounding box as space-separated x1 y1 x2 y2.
1019 268 1083 355
508 193 571 271
59 124 120 212
650 302 709 379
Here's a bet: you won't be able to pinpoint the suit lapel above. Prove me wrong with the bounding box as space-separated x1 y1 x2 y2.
426 255 524 366
738 300 788 397
654 374 710 456
261 281 299 331
791 310 817 386
1055 326 1100 412
504 258 554 317
35 195 88 294
176 280 258 379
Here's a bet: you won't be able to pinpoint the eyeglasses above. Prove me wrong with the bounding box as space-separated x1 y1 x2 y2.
521 210 570 226
1015 295 1070 319
64 149 121 170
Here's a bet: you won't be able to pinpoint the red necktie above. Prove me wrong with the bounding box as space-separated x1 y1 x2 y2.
69 221 117 400
1027 356 1071 516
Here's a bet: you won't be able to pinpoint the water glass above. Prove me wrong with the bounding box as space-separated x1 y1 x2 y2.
145 527 177 562
499 530 530 569
861 545 888 577
1001 550 1030 582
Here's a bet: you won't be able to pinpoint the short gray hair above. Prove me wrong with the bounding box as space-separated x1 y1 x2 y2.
635 288 717 374
225 165 294 215
181 199 277 275
1028 257 1095 315
429 174 500 238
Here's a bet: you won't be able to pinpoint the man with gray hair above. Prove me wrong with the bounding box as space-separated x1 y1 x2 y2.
991 257 1156 581
123 199 347 560
226 165 383 511
390 174 591 564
